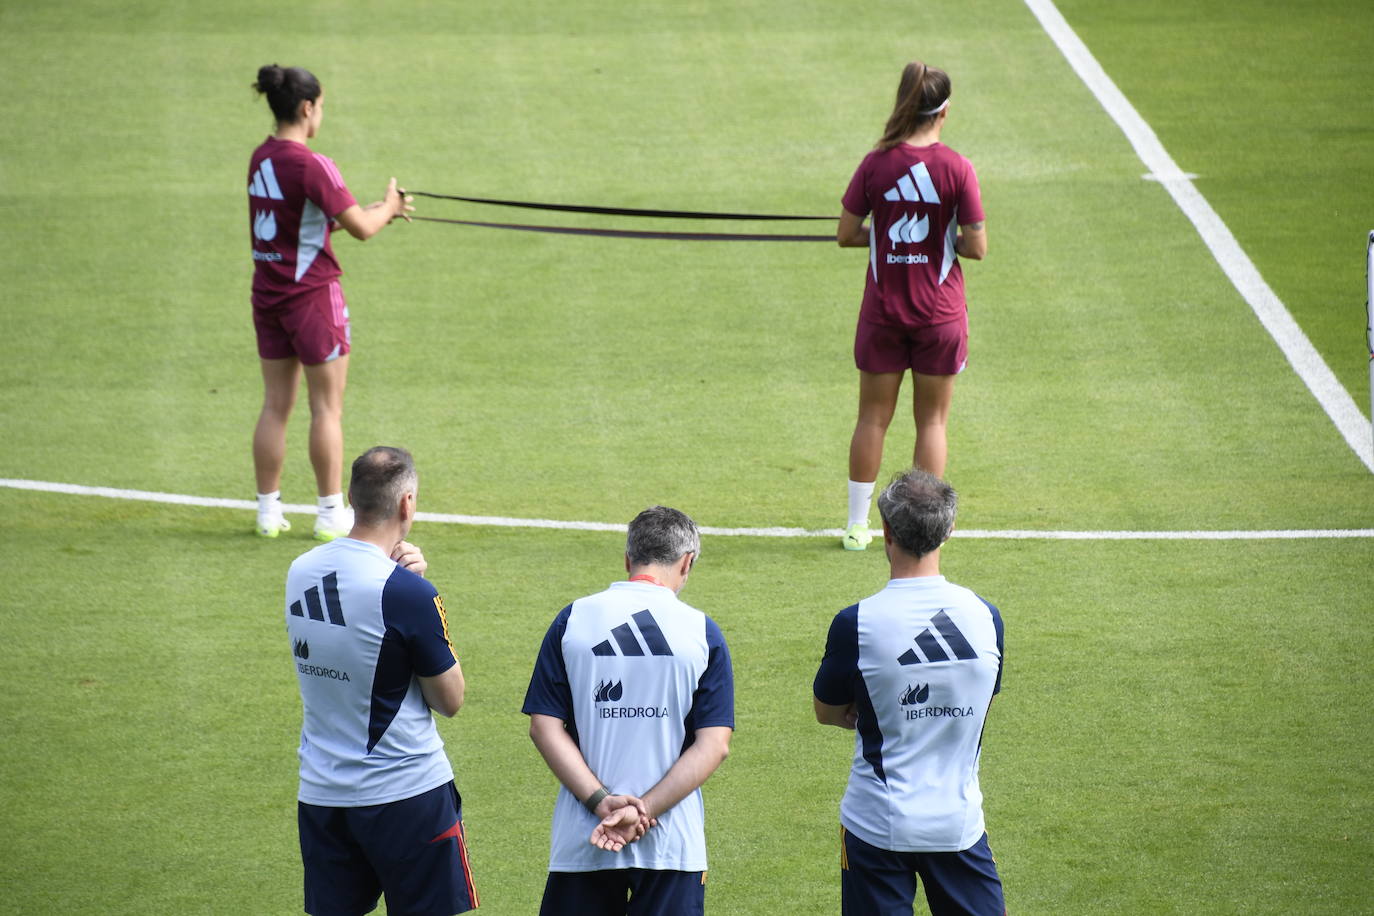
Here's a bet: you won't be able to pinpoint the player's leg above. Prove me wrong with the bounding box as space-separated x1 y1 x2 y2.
294 281 353 539
252 356 301 536
912 834 1005 916
850 369 904 483
625 868 705 916
540 870 628 916
840 827 920 916
907 314 967 478
910 371 956 477
355 782 480 915
845 370 902 549
297 802 383 916
302 353 348 497
846 318 909 549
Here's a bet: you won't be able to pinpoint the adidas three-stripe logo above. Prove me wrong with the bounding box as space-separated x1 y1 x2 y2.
591 610 674 657
289 572 346 626
897 610 976 665
882 162 941 205
249 158 284 200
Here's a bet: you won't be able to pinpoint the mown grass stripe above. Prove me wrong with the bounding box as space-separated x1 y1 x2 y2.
1024 0 1374 473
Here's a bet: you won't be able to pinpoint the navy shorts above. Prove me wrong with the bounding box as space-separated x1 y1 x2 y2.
841 827 1004 916
854 313 967 376
539 868 706 916
298 781 478 916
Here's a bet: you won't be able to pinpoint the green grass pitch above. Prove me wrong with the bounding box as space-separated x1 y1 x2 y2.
1 0 1371 913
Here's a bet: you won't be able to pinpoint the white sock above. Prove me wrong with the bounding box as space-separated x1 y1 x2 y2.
257 491 281 517
317 493 344 513
847 480 875 529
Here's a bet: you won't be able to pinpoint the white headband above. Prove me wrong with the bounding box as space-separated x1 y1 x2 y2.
919 98 950 116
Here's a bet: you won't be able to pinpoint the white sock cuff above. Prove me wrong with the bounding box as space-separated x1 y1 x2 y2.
317 493 344 510
847 479 876 528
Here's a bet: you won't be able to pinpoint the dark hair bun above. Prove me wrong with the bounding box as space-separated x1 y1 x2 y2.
253 65 321 123
254 64 285 94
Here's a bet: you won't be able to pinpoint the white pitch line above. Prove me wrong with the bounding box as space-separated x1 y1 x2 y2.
1024 0 1374 474
3 477 1371 540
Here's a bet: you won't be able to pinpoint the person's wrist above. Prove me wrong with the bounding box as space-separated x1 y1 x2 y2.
583 786 610 814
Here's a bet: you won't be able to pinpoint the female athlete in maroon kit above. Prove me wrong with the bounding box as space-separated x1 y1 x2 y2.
248 64 412 540
837 61 987 550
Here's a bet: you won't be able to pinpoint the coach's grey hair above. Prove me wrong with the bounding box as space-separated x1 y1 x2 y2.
877 469 957 558
626 506 701 567
349 446 417 527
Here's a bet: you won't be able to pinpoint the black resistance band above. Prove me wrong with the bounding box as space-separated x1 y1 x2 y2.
408 190 832 221
412 215 832 242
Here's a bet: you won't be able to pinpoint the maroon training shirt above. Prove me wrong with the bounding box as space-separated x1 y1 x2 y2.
842 143 984 329
248 136 358 309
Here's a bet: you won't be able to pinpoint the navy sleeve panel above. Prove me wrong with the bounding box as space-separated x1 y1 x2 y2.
381 566 456 678
688 616 735 730
854 676 886 784
813 604 861 706
367 627 410 752
977 594 1005 696
521 605 574 721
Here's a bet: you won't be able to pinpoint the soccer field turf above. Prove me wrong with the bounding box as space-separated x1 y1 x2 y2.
2 0 1371 913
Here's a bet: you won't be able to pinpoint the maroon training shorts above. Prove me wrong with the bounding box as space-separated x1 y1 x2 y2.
854 313 967 376
253 280 351 365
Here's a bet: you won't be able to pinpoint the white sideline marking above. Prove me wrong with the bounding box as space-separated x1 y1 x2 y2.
3 478 1371 540
1024 0 1374 473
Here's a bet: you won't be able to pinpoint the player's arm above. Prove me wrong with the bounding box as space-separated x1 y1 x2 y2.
955 220 986 260
420 661 465 717
837 207 869 248
639 726 732 820
814 698 858 729
335 178 414 240
528 713 647 820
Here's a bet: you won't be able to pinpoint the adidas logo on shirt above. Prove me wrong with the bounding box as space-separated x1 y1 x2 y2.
590 610 674 657
897 610 977 665
882 162 941 205
249 158 284 200
289 572 347 627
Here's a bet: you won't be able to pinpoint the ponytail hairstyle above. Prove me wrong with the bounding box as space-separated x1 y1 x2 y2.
253 64 321 124
877 61 952 150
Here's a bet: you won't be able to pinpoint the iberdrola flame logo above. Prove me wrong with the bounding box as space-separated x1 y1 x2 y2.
899 684 929 706
594 680 624 703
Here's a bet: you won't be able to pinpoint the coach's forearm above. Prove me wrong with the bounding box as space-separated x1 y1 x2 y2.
814 697 856 729
528 714 605 805
641 726 732 820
